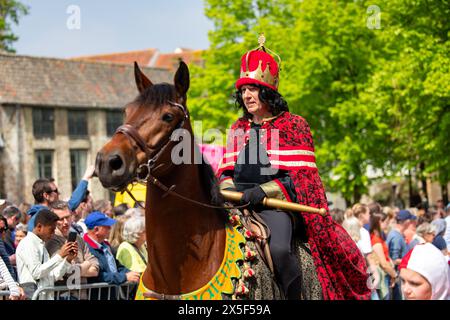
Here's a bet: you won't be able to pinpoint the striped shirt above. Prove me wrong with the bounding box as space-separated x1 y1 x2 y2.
0 255 20 297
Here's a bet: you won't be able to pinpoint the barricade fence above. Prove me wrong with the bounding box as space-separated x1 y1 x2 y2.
31 281 136 300
0 291 10 300
0 282 136 300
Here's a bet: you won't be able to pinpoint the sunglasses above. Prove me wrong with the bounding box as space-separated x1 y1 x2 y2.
47 189 59 194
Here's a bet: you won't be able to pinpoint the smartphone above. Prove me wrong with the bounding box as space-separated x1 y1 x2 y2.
67 231 77 243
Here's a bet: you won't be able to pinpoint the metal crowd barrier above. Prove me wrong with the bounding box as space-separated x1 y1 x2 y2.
31 281 136 300
0 290 10 300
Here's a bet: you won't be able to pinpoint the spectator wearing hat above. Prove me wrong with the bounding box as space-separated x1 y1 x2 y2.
399 243 449 300
386 209 417 300
83 212 140 291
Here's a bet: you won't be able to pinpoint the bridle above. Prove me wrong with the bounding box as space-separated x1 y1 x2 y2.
115 100 188 182
114 100 248 211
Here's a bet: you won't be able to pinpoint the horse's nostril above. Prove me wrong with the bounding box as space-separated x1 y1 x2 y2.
109 155 123 171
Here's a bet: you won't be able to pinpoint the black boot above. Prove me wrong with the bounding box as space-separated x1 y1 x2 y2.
287 276 302 300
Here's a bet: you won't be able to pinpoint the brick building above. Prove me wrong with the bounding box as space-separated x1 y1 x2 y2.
0 53 171 204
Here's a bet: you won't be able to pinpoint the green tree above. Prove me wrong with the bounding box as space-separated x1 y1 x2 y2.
0 0 28 52
189 0 449 204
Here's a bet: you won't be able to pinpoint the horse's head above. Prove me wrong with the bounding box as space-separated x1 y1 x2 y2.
96 61 190 191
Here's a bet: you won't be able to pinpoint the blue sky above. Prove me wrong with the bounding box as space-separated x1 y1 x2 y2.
12 0 214 58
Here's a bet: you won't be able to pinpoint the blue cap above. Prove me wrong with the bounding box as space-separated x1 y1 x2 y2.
85 211 116 229
396 209 417 222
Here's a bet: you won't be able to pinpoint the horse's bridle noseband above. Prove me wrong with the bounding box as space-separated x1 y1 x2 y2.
115 100 188 182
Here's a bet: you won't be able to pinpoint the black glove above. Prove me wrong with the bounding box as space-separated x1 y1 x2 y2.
240 186 266 207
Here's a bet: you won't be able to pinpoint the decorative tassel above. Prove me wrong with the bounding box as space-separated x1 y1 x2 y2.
245 248 257 261
244 267 255 279
235 280 249 296
228 214 241 226
244 229 255 240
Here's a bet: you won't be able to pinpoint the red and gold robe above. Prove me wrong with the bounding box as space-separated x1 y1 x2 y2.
217 111 371 300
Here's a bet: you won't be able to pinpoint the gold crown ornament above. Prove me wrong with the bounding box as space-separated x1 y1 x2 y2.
236 34 282 91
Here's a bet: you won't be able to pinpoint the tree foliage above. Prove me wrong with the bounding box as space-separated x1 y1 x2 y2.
188 0 449 204
0 0 28 52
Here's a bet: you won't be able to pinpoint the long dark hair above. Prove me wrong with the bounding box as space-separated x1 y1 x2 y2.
370 212 387 237
234 84 289 119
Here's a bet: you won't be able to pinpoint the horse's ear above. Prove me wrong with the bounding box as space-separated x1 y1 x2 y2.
174 60 190 98
134 61 153 94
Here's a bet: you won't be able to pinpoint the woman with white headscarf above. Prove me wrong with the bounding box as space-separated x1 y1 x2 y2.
399 243 449 300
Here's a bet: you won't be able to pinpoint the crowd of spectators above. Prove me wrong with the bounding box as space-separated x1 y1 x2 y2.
1 165 449 300
333 199 450 300
0 166 145 300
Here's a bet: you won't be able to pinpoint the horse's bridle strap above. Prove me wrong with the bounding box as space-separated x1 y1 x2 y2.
116 124 153 158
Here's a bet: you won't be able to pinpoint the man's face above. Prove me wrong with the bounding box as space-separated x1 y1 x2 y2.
54 208 73 237
95 225 111 242
240 85 270 117
44 182 59 203
400 268 432 300
36 222 57 242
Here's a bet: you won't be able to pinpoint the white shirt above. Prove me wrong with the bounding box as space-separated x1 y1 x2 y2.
16 232 71 300
357 227 373 255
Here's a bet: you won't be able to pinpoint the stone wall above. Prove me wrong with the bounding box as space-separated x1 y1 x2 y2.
0 104 117 204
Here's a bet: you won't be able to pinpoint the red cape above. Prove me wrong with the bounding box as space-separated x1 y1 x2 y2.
217 112 371 300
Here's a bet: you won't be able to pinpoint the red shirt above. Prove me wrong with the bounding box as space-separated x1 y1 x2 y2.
371 233 391 263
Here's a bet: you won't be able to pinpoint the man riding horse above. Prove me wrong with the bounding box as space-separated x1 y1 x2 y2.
217 36 371 299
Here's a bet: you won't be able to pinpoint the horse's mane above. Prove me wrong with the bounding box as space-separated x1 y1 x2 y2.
195 144 228 221
135 83 176 106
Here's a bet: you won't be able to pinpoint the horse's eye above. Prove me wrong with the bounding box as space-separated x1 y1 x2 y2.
162 113 174 123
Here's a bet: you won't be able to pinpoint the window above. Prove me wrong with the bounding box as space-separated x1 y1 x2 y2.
33 108 54 138
35 150 53 179
68 110 88 138
70 150 87 191
106 111 124 136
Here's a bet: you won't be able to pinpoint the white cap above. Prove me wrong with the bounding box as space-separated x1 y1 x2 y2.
400 243 450 300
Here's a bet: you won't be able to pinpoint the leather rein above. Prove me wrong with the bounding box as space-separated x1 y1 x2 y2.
114 100 248 211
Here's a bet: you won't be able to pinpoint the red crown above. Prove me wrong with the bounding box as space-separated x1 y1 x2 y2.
236 34 281 91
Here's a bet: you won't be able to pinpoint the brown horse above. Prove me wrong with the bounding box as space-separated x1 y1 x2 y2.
95 61 321 299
